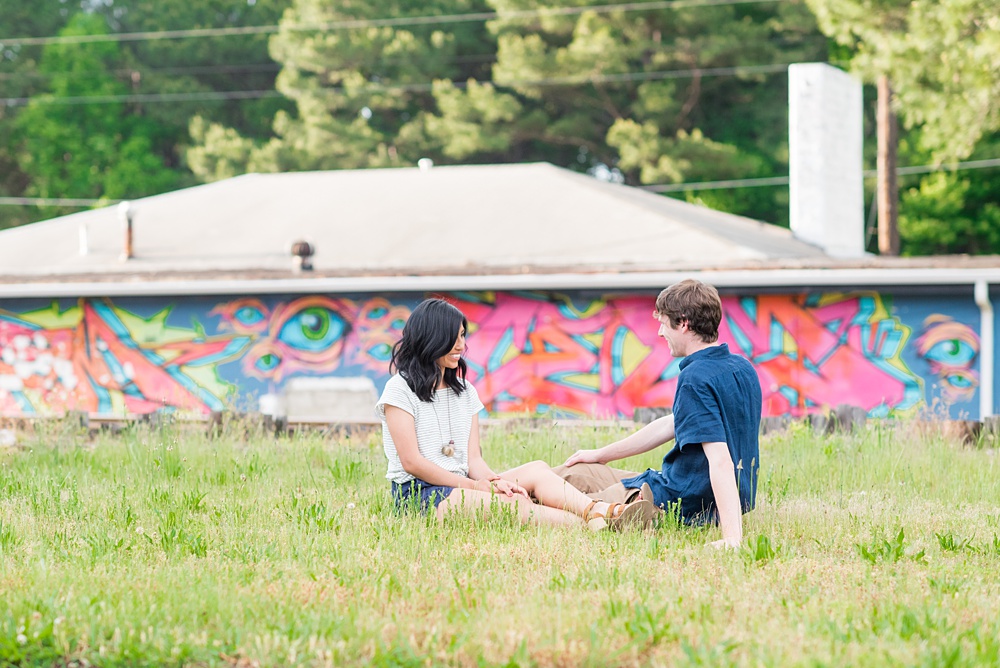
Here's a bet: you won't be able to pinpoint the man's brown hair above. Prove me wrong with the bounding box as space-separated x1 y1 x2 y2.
654 279 722 343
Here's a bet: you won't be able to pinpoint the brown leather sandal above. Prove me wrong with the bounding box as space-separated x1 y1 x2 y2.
608 499 657 532
585 501 624 531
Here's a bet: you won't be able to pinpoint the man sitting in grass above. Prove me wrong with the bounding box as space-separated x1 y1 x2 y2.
554 279 763 548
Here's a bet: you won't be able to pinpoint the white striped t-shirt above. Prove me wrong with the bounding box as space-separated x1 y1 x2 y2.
375 373 485 484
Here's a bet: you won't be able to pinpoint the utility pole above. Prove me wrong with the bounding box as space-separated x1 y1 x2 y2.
876 74 900 255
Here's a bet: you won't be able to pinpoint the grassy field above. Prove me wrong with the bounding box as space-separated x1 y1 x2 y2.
0 418 999 667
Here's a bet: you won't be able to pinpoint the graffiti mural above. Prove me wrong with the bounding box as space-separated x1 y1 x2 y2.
720 293 924 418
914 315 980 403
0 299 249 415
451 292 674 417
212 295 409 382
0 290 988 419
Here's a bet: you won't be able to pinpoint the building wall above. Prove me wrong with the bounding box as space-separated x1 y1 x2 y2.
0 289 987 419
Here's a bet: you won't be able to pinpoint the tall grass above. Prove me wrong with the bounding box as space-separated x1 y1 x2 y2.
0 418 998 666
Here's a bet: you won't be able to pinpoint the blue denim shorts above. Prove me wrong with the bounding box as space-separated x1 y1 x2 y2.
392 479 455 513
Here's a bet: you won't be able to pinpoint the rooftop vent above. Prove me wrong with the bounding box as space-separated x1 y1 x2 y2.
290 240 315 272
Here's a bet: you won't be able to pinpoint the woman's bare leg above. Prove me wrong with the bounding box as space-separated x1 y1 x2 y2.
499 460 615 519
436 487 584 528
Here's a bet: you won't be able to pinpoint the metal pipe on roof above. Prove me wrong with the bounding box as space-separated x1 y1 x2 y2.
118 201 134 261
78 224 88 256
975 279 994 418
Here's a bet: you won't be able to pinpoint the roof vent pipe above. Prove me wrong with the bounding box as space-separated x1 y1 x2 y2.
290 240 315 272
118 201 134 261
78 224 89 256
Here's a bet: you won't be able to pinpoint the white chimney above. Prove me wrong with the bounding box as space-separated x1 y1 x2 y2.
789 63 865 258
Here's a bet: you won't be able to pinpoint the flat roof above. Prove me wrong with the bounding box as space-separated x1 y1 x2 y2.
0 162 826 281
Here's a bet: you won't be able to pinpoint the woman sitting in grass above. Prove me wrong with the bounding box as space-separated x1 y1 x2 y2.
376 298 656 529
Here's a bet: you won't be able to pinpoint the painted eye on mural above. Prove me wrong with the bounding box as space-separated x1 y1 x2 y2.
234 306 266 327
368 306 387 319
944 373 975 390
391 318 406 330
278 307 346 352
255 353 280 372
368 342 393 362
924 339 976 366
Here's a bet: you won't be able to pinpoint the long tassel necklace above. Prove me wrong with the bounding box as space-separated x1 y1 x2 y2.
432 387 455 457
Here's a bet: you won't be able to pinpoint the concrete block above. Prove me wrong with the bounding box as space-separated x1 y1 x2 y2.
259 393 285 418
809 413 831 434
831 404 867 432
281 376 378 423
634 406 672 424
983 416 1000 434
760 416 792 435
941 419 983 446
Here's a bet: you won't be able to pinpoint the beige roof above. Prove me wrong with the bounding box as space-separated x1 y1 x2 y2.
0 162 828 281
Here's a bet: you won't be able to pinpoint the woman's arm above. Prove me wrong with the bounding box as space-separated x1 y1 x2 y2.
385 406 493 492
466 415 528 498
466 414 494 481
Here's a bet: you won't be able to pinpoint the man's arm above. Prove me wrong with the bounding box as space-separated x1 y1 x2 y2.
564 414 675 466
702 441 742 548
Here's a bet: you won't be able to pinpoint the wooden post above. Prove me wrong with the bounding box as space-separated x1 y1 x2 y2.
876 75 900 256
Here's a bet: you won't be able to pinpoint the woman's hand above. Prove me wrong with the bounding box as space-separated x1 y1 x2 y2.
493 478 529 499
475 477 528 499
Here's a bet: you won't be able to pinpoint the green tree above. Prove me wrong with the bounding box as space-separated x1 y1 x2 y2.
406 0 827 225
96 0 293 146
808 0 1000 254
806 0 999 162
188 0 494 179
13 13 180 218
897 133 1000 256
2 1 293 230
190 0 829 228
0 0 73 229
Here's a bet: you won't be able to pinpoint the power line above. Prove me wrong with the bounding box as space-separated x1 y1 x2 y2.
643 175 789 192
2 89 284 107
0 0 781 47
0 196 117 206
3 158 998 208
0 62 283 80
890 158 1000 176
1 62 791 107
0 52 506 81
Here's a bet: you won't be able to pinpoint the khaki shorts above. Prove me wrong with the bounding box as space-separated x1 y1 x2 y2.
551 462 642 504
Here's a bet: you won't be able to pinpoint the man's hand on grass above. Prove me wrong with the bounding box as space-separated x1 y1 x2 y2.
709 538 741 550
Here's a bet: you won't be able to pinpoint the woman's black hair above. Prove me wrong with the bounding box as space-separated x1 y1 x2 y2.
390 298 469 402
